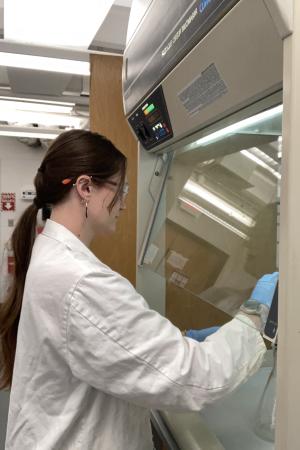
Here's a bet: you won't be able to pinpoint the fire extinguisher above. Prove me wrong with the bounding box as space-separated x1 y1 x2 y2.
7 248 15 274
0 240 14 303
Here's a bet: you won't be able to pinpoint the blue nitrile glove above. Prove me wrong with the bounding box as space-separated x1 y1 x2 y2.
239 272 279 331
185 326 220 342
250 272 279 307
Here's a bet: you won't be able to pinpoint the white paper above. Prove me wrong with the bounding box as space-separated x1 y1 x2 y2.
167 250 189 270
144 243 159 265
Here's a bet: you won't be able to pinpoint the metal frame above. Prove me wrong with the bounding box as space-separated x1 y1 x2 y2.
151 411 181 450
138 151 174 266
276 1 300 448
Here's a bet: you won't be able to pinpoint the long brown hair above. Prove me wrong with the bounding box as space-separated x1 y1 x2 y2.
0 129 127 389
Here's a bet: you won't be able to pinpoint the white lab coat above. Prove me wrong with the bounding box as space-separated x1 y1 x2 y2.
5 219 266 450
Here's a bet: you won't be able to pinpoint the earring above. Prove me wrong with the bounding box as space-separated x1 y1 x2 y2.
85 201 88 219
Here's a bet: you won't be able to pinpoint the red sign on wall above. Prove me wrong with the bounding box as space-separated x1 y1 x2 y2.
1 193 16 211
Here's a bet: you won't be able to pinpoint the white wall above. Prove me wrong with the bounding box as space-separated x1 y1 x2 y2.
0 137 46 261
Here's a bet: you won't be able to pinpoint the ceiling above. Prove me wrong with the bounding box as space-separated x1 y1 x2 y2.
0 0 132 108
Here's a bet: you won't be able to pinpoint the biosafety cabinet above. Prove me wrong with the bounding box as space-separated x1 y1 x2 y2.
123 1 300 449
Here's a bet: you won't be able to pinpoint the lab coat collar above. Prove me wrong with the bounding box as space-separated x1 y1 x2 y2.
41 219 100 264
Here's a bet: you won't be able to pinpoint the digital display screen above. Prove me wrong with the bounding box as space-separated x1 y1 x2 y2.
129 86 173 150
147 110 161 124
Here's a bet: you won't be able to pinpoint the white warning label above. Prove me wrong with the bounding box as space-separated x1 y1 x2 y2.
178 63 228 116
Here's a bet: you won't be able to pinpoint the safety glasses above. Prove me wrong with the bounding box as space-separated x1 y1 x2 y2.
62 176 129 198
105 180 129 197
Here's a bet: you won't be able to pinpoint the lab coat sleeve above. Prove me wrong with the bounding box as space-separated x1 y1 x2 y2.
66 269 266 411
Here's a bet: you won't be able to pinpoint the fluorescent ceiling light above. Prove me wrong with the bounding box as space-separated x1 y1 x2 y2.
5 0 115 48
0 126 60 139
194 105 283 147
178 196 249 240
0 100 74 114
0 110 86 128
0 96 75 107
183 180 255 227
0 52 90 76
240 149 281 180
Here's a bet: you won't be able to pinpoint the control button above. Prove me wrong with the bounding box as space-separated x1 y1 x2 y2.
136 127 146 141
142 124 151 138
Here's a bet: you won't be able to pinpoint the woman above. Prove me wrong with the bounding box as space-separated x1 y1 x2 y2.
0 129 274 450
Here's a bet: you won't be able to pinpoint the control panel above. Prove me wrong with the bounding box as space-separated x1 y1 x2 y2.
128 86 173 151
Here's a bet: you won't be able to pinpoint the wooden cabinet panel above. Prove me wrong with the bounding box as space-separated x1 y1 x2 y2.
89 54 138 286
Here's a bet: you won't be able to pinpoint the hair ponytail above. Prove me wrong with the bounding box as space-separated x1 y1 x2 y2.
0 204 38 389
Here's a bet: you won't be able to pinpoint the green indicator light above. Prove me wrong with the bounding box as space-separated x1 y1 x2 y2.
146 103 155 114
